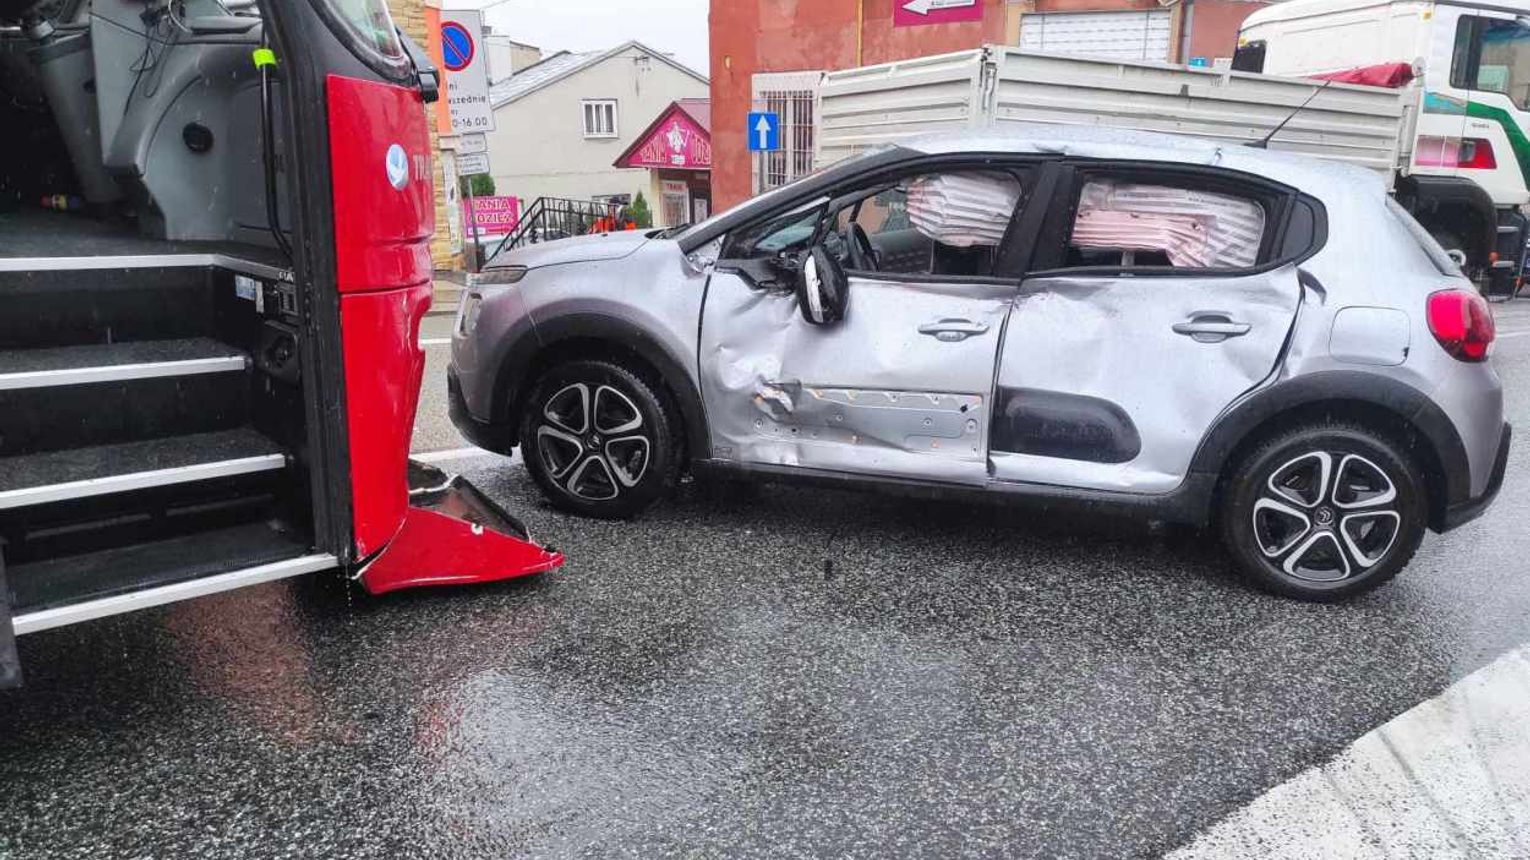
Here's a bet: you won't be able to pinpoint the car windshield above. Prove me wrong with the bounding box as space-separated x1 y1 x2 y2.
675 146 898 243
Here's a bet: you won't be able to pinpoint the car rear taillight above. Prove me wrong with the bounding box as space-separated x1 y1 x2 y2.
1427 289 1495 362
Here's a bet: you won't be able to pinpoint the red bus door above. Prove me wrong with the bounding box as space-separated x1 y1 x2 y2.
268 0 562 589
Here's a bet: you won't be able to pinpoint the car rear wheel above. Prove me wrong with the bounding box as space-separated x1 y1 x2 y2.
1220 423 1427 601
519 360 679 519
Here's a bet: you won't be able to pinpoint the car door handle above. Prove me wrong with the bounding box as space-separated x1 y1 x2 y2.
1173 314 1252 343
918 319 990 342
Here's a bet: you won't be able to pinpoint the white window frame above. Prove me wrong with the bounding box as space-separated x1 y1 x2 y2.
582 99 619 139
751 71 822 195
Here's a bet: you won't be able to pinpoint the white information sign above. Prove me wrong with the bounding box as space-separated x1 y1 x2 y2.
457 152 492 176
439 10 496 133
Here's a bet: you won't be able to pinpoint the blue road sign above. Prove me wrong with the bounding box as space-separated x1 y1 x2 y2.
748 112 781 152
441 21 475 73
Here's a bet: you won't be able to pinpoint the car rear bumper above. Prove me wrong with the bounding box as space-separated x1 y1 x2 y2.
447 366 517 455
1440 422 1512 532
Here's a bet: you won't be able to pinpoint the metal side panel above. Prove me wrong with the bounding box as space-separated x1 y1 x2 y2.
817 48 989 168
11 554 337 636
0 552 19 689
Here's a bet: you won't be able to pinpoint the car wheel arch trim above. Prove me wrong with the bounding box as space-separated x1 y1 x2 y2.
1188 370 1468 528
493 312 711 462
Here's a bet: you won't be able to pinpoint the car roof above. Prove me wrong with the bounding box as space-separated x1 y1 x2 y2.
901 123 1388 204
678 123 1387 252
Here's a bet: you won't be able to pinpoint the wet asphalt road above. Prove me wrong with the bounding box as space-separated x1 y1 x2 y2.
3 303 1529 859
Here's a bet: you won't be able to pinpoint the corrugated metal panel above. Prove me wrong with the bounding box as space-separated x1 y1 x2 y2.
816 50 988 168
1018 10 1174 62
817 46 1409 176
987 48 1408 174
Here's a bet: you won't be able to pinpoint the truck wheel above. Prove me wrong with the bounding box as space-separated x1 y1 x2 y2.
519 360 680 519
1219 422 1427 601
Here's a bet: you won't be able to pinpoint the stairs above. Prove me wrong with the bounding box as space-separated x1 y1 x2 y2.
0 257 323 621
0 428 286 511
0 337 248 391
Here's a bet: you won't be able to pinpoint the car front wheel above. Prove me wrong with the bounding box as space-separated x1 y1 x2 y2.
1220 423 1427 601
518 360 679 519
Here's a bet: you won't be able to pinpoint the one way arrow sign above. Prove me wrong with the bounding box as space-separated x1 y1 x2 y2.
895 0 982 26
747 112 780 152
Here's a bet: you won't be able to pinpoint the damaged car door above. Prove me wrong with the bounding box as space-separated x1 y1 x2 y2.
699 165 1036 485
991 163 1305 493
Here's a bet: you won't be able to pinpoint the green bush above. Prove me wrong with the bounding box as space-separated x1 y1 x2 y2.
459 173 495 197
627 190 653 228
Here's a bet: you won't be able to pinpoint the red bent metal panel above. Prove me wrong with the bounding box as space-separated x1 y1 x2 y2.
358 508 564 596
327 73 434 559
326 73 563 590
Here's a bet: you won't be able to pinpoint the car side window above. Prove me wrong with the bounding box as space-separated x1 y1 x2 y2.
1062 176 1269 271
827 170 1028 278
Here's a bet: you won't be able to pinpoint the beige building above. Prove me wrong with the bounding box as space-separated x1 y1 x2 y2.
485 42 708 211
484 34 544 84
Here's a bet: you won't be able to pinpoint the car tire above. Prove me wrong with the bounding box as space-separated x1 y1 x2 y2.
1219 422 1427 601
518 359 680 519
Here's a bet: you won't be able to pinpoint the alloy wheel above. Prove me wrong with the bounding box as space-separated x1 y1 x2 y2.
535 383 652 501
1251 451 1402 583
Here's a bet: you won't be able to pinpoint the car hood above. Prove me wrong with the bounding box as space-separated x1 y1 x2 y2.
491 231 653 269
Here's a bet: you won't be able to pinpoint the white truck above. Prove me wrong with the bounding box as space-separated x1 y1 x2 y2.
815 8 1530 295
1237 0 1530 294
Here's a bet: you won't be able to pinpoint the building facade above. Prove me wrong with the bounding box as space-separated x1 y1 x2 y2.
484 34 544 84
614 99 713 228
484 42 708 212
710 0 1268 209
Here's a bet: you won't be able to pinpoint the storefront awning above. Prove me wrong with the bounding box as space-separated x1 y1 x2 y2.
614 99 712 171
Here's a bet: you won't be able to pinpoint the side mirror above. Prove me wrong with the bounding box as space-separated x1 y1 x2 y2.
797 245 848 326
397 30 441 104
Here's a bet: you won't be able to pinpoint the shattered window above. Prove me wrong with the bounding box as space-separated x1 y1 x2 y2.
732 198 828 258
1068 179 1267 269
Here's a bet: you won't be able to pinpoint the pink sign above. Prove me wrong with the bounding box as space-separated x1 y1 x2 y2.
893 0 983 27
619 112 712 170
464 195 520 236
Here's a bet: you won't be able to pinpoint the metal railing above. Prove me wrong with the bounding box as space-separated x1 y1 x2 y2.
495 197 625 255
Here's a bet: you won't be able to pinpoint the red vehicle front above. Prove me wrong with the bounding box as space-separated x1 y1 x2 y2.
0 0 560 687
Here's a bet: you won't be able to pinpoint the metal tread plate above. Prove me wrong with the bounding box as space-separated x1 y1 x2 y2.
0 337 247 391
7 521 326 625
0 428 286 510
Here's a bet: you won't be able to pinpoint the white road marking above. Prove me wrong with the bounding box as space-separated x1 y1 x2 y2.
411 446 510 464
1497 330 1530 340
418 338 452 347
1168 646 1530 858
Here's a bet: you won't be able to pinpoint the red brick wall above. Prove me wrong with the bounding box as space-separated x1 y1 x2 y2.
1186 0 1267 63
710 0 1008 209
709 0 1267 209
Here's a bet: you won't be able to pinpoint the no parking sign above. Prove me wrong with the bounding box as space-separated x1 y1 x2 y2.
440 21 475 72
430 9 496 134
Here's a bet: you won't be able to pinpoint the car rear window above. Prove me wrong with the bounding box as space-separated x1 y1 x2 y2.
1384 196 1463 276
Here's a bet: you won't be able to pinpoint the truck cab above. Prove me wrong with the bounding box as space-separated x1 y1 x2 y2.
1 0 560 687
1239 0 1530 294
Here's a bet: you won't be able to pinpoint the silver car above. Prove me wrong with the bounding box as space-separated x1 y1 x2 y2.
450 125 1510 600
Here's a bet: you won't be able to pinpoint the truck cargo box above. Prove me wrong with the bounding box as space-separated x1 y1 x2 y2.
817 46 1412 180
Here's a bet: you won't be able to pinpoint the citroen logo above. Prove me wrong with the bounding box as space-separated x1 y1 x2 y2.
385 143 409 191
